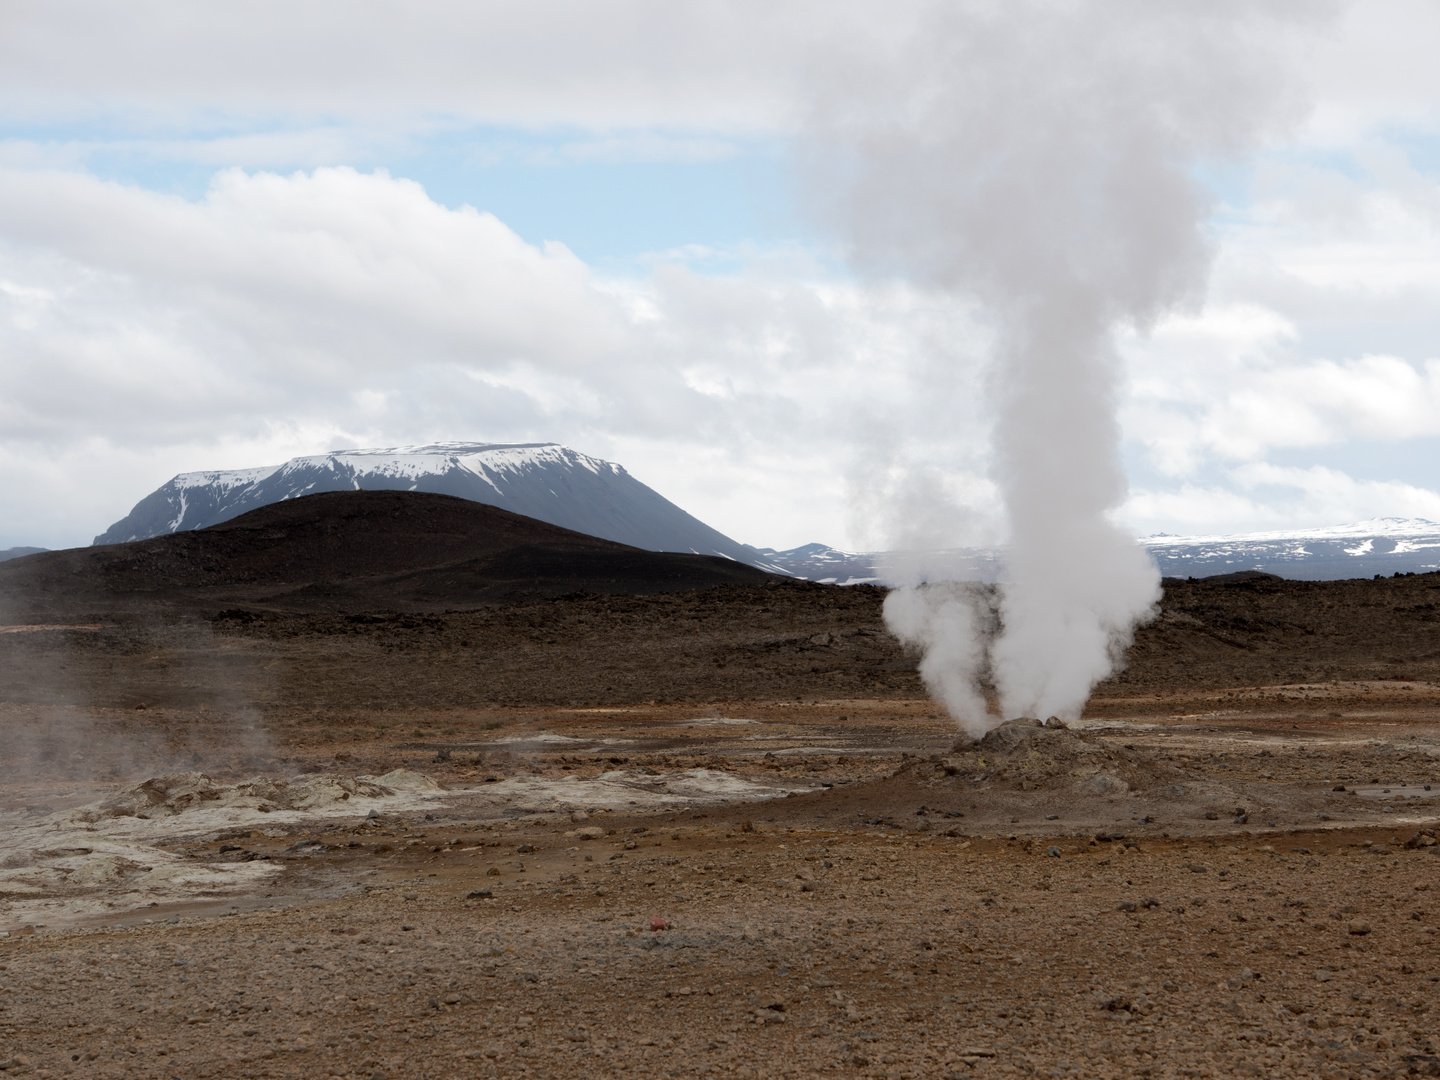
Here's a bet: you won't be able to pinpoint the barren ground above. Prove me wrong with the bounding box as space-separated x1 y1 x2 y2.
1 574 1439 1079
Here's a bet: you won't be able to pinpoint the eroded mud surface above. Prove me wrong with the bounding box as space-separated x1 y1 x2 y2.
2 695 1438 1080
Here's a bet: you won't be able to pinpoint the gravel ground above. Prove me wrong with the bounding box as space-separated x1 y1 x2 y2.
3 569 1440 1078
2 791 1437 1080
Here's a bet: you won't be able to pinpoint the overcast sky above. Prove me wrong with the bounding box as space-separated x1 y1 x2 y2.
3 0 1440 552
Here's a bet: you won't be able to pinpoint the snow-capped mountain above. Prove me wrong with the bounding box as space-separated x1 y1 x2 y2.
1141 518 1440 580
742 543 880 585
95 442 784 569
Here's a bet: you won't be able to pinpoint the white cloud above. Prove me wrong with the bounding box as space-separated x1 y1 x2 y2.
1301 0 1440 146
1120 140 1440 493
4 2 1440 551
0 1 908 134
1124 465 1440 537
0 164 988 550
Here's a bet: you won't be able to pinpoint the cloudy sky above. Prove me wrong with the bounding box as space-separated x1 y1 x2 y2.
3 1 1440 552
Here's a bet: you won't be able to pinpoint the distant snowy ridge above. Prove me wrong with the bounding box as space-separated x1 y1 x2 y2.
1139 517 1440 580
745 542 1006 585
756 517 1440 584
1141 517 1440 545
96 442 785 570
742 543 882 585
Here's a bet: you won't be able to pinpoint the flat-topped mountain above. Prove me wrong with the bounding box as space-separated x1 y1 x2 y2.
2 490 776 619
93 441 784 572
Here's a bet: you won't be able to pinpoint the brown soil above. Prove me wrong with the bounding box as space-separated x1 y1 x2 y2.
1 514 1439 1078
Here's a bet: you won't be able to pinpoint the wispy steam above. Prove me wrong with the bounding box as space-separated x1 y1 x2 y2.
805 2 1325 732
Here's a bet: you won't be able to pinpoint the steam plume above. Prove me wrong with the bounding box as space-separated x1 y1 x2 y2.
805 2 1320 734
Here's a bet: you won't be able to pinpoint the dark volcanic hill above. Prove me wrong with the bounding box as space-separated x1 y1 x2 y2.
0 490 775 620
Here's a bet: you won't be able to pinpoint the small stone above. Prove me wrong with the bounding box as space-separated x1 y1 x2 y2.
403 892 418 901
467 889 493 899
443 994 462 1005
570 810 589 823
1046 846 1061 858
367 809 379 819
1117 901 1138 912
516 844 533 854
650 917 669 931
1203 811 1219 820
1348 921 1371 935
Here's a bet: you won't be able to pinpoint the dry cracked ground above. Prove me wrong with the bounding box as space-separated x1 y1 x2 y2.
1 576 1439 1079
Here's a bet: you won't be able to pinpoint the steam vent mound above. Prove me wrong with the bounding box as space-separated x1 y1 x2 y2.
934 718 1183 796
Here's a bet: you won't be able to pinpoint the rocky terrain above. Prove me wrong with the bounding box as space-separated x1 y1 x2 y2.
0 696 1436 1080
2 506 1439 1078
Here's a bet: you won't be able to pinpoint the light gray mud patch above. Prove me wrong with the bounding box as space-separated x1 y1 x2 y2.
0 765 814 930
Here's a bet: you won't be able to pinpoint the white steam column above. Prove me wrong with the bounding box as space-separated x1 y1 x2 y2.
803 1 1322 736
